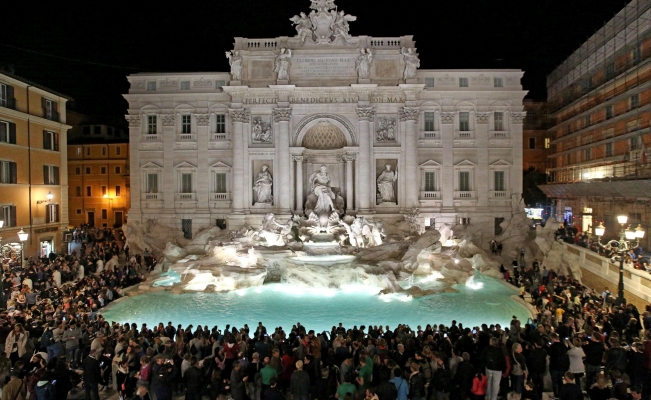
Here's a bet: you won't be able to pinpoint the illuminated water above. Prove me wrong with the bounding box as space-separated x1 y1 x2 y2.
102 274 529 332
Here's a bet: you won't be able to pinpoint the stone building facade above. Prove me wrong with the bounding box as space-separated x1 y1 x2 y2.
124 1 526 239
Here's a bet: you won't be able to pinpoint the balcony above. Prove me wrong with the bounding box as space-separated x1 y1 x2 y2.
142 134 162 142
176 133 196 141
175 193 197 202
490 131 509 139
212 133 228 141
141 193 162 201
455 131 474 139
419 191 441 200
43 110 60 122
490 191 509 199
423 131 439 139
210 193 231 201
454 191 476 199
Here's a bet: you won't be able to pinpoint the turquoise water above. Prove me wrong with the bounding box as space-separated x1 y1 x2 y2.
102 274 529 332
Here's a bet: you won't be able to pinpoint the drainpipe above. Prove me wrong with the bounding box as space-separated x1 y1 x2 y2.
26 85 33 247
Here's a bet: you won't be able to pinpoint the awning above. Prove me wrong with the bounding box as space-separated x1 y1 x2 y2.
538 179 651 199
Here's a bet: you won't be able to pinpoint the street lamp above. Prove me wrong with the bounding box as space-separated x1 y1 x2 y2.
36 191 54 205
17 228 28 269
595 215 645 305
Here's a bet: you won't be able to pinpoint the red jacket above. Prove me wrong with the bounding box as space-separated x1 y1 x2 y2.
471 375 487 395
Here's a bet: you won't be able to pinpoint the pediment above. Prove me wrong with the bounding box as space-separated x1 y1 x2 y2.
454 159 476 167
419 159 441 168
141 162 162 169
175 161 197 169
490 159 511 166
210 161 232 170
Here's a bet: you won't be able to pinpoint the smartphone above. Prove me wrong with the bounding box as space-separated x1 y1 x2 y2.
587 336 591 339
444 333 448 338
472 329 477 334
100 362 104 367
565 337 569 340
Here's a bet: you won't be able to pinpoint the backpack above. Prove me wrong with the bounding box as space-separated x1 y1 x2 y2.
40 330 54 349
34 382 55 400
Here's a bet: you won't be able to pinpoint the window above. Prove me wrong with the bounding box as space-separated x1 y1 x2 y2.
459 171 471 191
75 167 81 175
146 173 158 193
0 161 17 184
100 166 107 174
425 172 436 191
43 165 60 185
86 186 92 197
605 105 614 120
147 81 156 91
424 77 435 88
0 120 16 144
459 77 469 87
42 131 59 151
494 112 504 131
180 173 192 193
116 147 121 156
83 126 90 135
76 147 82 156
424 112 435 131
583 148 591 161
115 166 121 174
565 153 571 165
182 219 192 239
115 186 121 197
605 62 615 80
630 94 639 110
1 205 16 227
459 112 470 131
76 209 82 215
108 127 114 136
214 173 226 193
630 135 641 150
632 45 641 64
584 115 591 127
76 186 81 197
605 142 613 157
85 167 91 174
215 114 226 133
0 83 15 109
42 99 57 121
494 77 503 87
544 138 550 149
181 81 190 90
147 115 157 134
528 137 536 149
101 209 107 220
182 115 191 133
101 186 107 197
94 126 101 135
494 171 505 191
46 204 59 223
102 147 106 156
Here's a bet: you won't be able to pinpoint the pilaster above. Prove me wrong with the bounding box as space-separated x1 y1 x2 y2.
356 106 375 211
230 108 250 213
475 112 490 208
399 106 419 209
440 112 455 211
196 114 210 210
274 107 292 212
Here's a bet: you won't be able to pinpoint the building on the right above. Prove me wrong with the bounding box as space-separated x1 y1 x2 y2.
540 0 651 248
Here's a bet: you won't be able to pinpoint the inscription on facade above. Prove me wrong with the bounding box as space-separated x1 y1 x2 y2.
290 56 358 78
243 94 406 104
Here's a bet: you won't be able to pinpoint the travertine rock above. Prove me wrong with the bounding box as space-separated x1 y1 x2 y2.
163 242 188 263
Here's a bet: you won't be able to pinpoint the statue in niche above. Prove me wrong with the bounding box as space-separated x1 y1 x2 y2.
225 51 243 81
355 48 373 79
400 47 420 80
376 164 398 204
304 165 345 228
252 117 273 143
274 48 292 81
376 117 396 141
289 12 313 45
253 165 273 205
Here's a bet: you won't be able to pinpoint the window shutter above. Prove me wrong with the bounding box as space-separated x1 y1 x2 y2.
0 123 5 142
46 205 51 223
54 204 60 222
41 97 46 114
9 206 16 227
53 132 59 151
9 123 16 144
43 165 49 184
43 131 50 150
6 85 14 108
53 166 60 185
10 162 16 184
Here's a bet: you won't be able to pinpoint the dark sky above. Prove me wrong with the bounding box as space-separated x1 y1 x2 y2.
0 0 631 123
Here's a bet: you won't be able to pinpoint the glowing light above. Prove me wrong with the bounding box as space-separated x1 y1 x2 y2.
454 259 459 264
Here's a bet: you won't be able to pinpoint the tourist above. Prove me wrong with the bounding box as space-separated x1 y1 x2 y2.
82 349 102 400
230 360 247 400
262 377 284 400
510 343 527 400
132 386 151 400
183 356 202 400
389 367 408 400
548 333 570 399
2 368 26 400
289 360 310 400
260 356 277 394
407 362 425 400
4 324 28 364
559 371 582 400
480 337 504 400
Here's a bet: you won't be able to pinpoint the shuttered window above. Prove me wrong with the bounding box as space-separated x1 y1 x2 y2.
1 205 16 227
43 165 60 185
0 161 17 183
46 204 60 223
459 171 470 191
494 171 505 191
43 130 59 151
146 173 158 193
0 121 17 144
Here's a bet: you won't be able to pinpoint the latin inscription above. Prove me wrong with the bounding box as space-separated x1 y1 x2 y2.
291 56 358 78
243 95 406 105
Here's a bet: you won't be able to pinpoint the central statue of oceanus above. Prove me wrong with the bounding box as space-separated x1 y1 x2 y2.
304 165 345 231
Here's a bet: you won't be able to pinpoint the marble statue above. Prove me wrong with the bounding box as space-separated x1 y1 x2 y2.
256 213 290 246
289 12 313 45
252 117 273 143
377 164 398 204
332 10 356 43
376 117 396 141
274 48 292 81
225 51 243 81
308 165 336 215
253 165 273 205
400 47 420 80
355 48 373 79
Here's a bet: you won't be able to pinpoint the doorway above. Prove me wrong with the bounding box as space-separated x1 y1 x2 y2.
114 211 123 227
87 211 95 227
40 240 53 257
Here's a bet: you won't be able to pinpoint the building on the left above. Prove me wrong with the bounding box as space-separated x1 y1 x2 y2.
0 71 71 258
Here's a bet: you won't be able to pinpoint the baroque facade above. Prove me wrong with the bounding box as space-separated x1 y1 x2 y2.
124 1 526 238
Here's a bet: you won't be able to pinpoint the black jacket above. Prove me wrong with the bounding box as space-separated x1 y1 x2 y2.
83 356 101 385
408 372 426 398
481 346 505 371
184 366 203 391
548 342 569 372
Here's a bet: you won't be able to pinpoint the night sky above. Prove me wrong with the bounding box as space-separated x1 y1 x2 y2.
0 0 631 123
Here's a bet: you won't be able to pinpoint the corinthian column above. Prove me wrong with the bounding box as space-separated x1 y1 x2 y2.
356 107 375 211
293 155 304 212
400 106 420 208
273 107 292 212
229 108 250 212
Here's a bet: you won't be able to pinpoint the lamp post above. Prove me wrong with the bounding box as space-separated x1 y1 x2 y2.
17 227 28 269
595 216 645 305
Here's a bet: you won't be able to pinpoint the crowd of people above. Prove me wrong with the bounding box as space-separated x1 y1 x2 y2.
0 229 650 400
